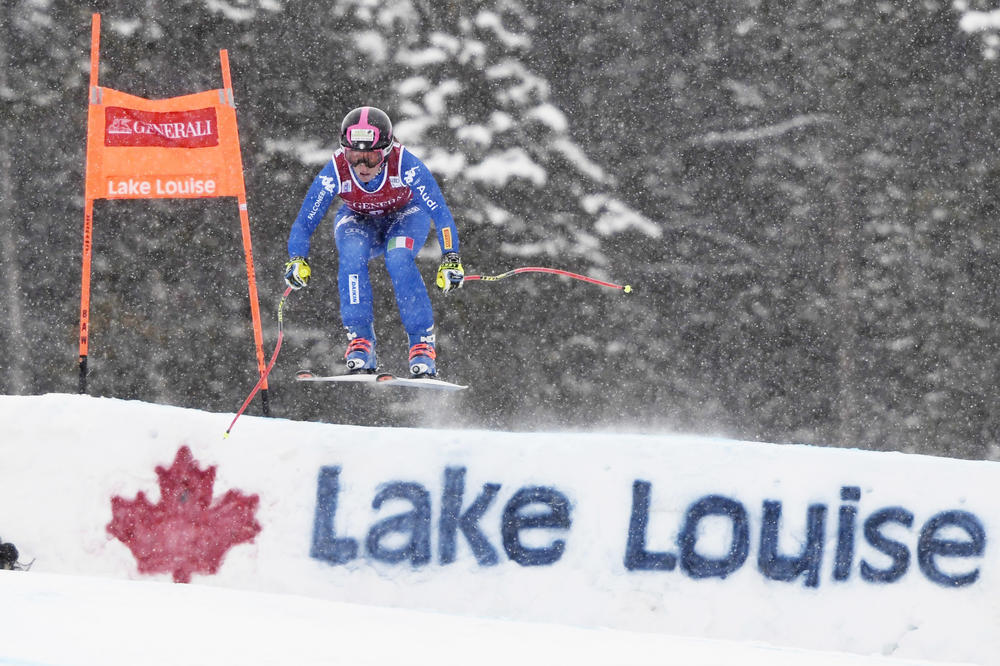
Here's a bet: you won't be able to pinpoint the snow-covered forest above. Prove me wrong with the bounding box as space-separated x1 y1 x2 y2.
2 0 999 459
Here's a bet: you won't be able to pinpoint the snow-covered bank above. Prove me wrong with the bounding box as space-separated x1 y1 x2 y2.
0 394 996 664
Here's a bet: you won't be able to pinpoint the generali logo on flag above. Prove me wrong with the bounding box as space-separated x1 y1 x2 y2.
104 106 219 148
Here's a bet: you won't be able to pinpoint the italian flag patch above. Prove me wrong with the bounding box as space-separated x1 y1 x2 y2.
387 236 414 251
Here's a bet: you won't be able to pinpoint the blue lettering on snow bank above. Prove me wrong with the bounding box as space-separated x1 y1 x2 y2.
440 466 500 565
366 481 432 564
311 466 572 567
758 500 826 587
309 468 986 586
861 507 912 583
833 485 860 581
502 486 571 566
919 511 986 586
624 478 677 571
679 495 750 579
625 482 986 588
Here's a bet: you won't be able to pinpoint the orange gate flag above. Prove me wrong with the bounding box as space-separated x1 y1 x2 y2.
85 85 245 200
79 13 270 415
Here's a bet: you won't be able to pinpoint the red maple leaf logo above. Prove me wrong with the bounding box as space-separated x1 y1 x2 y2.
107 446 261 583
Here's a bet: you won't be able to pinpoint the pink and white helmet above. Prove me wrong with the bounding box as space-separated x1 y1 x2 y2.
339 106 393 151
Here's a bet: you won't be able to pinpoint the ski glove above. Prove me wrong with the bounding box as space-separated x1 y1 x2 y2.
284 256 311 290
436 252 465 293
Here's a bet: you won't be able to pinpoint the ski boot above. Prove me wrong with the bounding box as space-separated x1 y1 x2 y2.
344 326 377 373
408 330 437 378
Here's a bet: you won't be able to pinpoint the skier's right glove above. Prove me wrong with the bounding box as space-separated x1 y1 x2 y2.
284 256 311 290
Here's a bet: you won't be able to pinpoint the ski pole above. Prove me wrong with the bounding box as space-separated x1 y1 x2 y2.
224 286 293 438
464 266 633 293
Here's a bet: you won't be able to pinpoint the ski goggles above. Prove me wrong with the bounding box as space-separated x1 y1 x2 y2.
345 147 389 168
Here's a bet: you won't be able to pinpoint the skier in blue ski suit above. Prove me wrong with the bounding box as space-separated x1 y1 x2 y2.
284 106 464 377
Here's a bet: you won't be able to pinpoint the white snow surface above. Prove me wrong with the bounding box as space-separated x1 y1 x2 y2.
0 570 970 666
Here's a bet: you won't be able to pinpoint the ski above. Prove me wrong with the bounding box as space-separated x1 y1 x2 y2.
295 370 468 391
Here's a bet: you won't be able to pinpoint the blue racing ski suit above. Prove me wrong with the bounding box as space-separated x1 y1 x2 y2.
287 143 460 343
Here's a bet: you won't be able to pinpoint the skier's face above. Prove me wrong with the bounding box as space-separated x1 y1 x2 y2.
345 148 385 168
346 148 386 182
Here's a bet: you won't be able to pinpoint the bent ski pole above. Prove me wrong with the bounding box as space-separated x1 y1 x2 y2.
225 286 293 438
465 266 633 293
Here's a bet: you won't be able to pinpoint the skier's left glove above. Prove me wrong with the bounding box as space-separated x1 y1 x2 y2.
436 252 464 293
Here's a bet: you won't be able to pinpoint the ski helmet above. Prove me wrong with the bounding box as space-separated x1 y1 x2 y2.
340 106 393 151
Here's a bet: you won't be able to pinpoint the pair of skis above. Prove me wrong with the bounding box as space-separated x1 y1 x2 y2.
295 370 467 391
